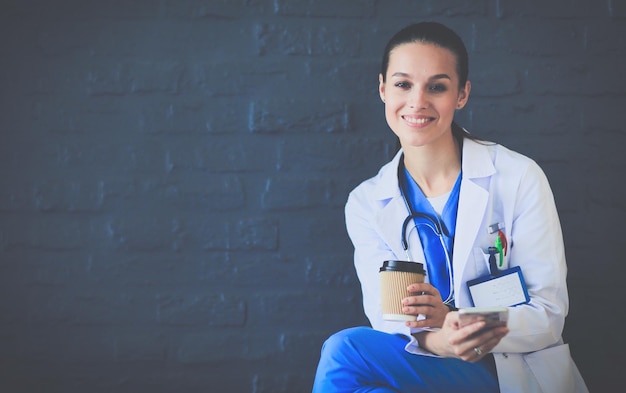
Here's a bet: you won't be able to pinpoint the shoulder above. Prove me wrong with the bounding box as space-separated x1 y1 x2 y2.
464 138 554 199
348 151 402 202
464 138 544 178
346 151 402 220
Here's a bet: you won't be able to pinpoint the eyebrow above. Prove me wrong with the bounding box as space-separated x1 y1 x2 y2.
390 72 451 81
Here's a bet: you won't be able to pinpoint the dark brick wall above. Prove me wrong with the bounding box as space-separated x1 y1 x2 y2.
0 0 623 392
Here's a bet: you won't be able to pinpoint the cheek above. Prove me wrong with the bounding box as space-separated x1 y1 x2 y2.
440 101 459 116
384 103 401 124
384 98 404 114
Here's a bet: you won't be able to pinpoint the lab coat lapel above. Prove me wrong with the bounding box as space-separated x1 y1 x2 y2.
453 140 496 300
371 151 418 261
377 195 412 261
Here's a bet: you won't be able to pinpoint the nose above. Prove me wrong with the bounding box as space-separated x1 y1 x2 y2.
408 88 428 109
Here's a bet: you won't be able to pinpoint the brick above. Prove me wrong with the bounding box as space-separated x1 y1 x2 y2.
302 214 353 251
105 215 184 252
497 0 607 18
176 331 282 363
310 24 363 57
375 0 488 17
85 252 222 286
255 22 361 57
101 174 245 216
87 61 183 96
536 163 583 213
581 98 623 133
30 95 142 136
280 331 347 365
16 328 116 362
33 180 104 212
1 216 86 251
588 179 626 211
110 140 166 172
85 62 132 96
157 293 246 327
254 22 311 56
585 21 626 54
165 137 252 172
36 25 94 57
0 250 84 288
250 372 314 393
139 97 251 134
184 215 229 250
609 0 626 17
277 136 388 171
249 291 363 327
468 98 581 138
305 253 360 287
180 61 288 98
504 133 582 164
249 100 350 134
0 182 33 211
305 58 380 99
115 331 167 361
9 1 160 19
232 217 279 251
275 0 375 17
93 18 256 59
475 20 584 56
207 253 306 288
261 176 332 209
468 55 521 96
129 61 185 95
161 174 246 211
524 59 626 95
162 0 272 18
184 215 278 251
24 291 154 326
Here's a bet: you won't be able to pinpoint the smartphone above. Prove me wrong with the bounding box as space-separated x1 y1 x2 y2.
458 306 509 329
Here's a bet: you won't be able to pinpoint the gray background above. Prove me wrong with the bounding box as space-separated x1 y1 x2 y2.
1 0 624 392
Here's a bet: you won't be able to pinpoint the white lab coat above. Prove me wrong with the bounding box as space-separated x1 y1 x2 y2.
345 139 589 393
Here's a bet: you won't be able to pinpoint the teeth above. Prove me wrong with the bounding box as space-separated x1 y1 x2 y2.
405 117 430 124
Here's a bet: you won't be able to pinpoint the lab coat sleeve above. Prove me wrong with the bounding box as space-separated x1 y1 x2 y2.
493 157 569 353
345 183 415 338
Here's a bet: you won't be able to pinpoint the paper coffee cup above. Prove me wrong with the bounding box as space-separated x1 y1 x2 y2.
380 260 426 321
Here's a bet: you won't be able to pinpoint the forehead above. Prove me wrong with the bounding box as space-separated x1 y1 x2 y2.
387 42 458 78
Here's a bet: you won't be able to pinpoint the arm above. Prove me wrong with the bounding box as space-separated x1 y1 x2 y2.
493 157 569 353
345 182 450 337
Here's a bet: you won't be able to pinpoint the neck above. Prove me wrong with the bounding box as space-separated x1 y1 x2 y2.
402 135 461 198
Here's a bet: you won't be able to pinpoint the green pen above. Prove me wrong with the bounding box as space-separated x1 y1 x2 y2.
495 235 504 267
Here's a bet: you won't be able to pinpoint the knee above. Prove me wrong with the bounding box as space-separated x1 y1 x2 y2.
321 326 374 355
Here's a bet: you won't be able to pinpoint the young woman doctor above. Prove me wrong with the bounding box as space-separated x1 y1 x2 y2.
312 22 588 393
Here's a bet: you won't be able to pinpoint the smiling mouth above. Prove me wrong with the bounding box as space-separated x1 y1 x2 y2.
403 116 434 125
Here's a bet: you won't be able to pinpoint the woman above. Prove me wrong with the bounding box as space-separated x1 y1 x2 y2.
312 22 588 393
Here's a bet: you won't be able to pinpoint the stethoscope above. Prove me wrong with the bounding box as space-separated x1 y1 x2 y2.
398 162 455 306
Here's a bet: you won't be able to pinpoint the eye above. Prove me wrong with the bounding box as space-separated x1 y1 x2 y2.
429 83 447 92
394 81 411 89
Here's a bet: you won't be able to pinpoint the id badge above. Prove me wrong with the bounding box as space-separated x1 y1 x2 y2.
466 266 530 308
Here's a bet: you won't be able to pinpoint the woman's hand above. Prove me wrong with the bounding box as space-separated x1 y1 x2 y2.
414 311 509 362
401 282 450 328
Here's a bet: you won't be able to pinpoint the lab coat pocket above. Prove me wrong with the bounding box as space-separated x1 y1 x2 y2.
471 248 492 278
523 343 589 393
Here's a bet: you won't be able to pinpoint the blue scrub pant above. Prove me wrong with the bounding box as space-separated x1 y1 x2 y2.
312 327 500 393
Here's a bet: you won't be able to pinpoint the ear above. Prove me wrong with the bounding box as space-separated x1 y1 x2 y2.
378 73 386 103
456 80 471 109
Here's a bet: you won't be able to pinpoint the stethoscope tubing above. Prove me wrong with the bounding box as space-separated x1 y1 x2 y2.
401 216 455 305
398 162 455 306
